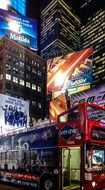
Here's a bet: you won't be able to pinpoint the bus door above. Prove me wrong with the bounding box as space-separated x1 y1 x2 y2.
62 147 81 190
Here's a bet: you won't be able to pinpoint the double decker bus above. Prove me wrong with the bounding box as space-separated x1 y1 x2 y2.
0 102 105 190
58 102 105 190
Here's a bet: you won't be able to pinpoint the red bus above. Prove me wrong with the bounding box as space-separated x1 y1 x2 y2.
0 102 105 190
58 102 105 190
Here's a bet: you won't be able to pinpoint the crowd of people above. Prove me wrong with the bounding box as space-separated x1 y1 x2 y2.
2 104 27 127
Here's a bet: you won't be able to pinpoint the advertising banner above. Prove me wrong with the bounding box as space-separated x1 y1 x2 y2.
48 48 93 121
0 9 37 50
0 94 29 133
47 48 93 95
71 83 105 107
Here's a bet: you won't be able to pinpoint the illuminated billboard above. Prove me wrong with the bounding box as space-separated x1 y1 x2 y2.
0 94 29 134
0 9 37 50
71 83 105 107
47 48 93 95
0 0 10 11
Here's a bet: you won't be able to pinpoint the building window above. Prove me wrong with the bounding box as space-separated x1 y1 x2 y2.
38 70 42 77
20 61 24 68
32 84 36 90
26 82 30 88
26 74 30 79
32 67 36 74
6 64 11 71
0 74 3 80
32 101 36 106
13 76 18 83
38 86 41 92
38 102 42 108
20 70 24 78
20 79 24 86
26 65 31 71
13 67 18 74
6 74 11 80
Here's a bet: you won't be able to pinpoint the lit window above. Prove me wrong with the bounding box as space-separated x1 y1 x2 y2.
20 62 24 67
32 84 36 90
6 64 11 71
6 74 11 80
38 103 42 108
13 67 18 74
38 86 41 92
26 82 30 88
20 79 24 86
13 76 18 83
0 74 3 80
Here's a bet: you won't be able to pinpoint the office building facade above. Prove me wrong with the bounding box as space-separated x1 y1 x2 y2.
0 36 46 122
81 0 105 85
40 0 80 59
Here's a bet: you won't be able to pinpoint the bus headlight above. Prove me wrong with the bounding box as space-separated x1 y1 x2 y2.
92 181 96 187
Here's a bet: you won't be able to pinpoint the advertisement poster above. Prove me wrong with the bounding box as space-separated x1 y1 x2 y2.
0 9 37 50
47 48 93 121
0 125 57 187
0 94 29 133
47 48 93 95
71 83 105 107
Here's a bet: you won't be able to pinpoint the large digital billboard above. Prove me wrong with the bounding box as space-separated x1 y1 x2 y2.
0 94 29 134
47 48 93 95
47 48 93 121
0 9 37 50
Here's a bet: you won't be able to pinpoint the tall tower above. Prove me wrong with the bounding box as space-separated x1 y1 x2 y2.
40 0 80 59
81 0 105 85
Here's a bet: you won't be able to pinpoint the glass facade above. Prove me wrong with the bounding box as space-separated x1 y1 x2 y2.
40 0 80 59
81 0 105 85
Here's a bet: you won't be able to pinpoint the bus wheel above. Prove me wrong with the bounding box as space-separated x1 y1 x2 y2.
39 172 54 190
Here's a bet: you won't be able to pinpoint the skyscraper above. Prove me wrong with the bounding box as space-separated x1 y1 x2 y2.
40 0 80 59
81 0 105 85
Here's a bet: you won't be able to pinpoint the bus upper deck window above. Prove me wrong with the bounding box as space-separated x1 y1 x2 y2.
68 109 80 121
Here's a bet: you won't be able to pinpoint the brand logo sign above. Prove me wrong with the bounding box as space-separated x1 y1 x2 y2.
59 125 78 141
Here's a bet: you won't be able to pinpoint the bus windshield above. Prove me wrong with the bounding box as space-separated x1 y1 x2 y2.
85 144 105 171
87 105 105 123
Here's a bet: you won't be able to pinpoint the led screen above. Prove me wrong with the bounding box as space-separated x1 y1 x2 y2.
47 48 93 95
48 48 93 121
0 94 29 134
0 0 10 10
0 9 37 50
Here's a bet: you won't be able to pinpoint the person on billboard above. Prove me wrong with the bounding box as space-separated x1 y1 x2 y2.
2 105 9 125
23 110 27 127
65 89 71 109
13 106 19 127
18 107 24 127
8 105 14 126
